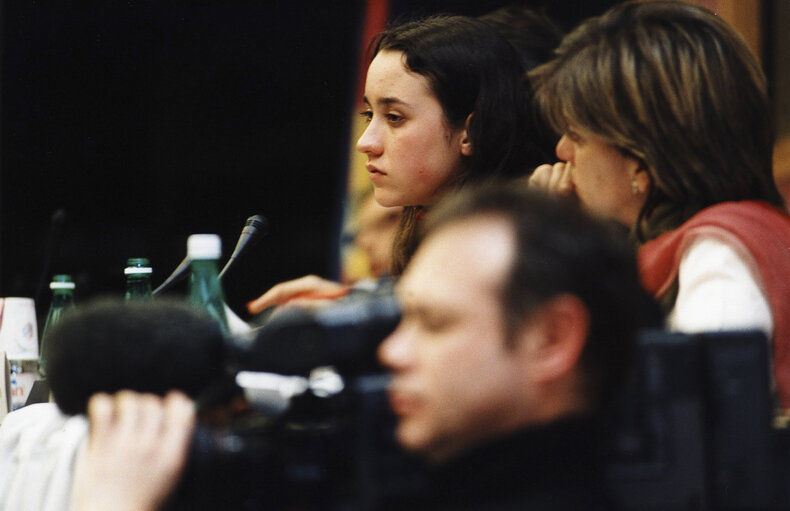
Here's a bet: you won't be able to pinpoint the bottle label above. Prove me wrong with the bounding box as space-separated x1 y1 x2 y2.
9 360 38 411
124 267 153 275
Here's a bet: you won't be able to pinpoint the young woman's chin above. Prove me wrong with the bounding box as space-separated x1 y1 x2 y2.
371 188 404 208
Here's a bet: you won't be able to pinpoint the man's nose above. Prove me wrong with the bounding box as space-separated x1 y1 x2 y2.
377 325 413 371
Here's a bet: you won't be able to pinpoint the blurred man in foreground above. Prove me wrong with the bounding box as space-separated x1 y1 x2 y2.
73 185 649 510
378 185 646 509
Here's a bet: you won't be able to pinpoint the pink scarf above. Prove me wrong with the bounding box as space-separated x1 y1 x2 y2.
639 201 790 408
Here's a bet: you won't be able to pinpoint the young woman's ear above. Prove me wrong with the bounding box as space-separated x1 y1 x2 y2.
460 113 473 156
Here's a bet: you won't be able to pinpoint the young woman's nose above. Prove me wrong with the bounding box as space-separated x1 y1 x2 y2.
356 121 382 156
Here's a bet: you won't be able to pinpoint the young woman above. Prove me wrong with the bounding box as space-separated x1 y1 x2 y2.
248 14 556 313
528 1 790 408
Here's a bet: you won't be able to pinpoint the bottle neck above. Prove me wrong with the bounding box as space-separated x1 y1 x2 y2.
50 291 75 307
190 258 219 276
191 257 217 264
126 276 153 300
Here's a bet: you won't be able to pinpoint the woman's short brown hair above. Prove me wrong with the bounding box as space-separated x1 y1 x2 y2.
531 0 784 242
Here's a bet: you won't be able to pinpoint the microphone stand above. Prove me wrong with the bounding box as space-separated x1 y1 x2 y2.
152 215 268 296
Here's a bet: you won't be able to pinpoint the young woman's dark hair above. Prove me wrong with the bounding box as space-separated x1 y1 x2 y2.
247 12 561 314
370 15 553 273
478 5 564 72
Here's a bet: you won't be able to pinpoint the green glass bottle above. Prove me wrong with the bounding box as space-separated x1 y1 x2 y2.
187 234 229 335
124 257 153 301
39 274 76 378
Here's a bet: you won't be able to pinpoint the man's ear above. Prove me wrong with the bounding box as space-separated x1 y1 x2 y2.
517 294 590 383
460 113 473 156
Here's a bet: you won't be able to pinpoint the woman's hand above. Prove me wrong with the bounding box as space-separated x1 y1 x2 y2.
246 274 351 315
72 391 195 511
529 162 577 200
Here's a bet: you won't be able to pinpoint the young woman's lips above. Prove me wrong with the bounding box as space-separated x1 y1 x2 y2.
366 164 386 181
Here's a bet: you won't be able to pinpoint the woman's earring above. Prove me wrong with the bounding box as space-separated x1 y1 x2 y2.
631 179 640 195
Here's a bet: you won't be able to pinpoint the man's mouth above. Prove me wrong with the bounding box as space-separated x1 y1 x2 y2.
388 388 420 416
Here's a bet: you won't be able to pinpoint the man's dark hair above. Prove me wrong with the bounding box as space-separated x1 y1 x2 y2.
46 298 227 415
423 184 655 408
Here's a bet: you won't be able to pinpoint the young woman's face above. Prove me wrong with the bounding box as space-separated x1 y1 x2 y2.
356 50 469 207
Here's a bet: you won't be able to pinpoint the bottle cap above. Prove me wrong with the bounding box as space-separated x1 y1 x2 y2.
124 266 153 275
50 274 75 290
124 257 153 275
187 234 222 260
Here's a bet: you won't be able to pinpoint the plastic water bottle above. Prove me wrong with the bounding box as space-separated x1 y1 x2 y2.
187 234 229 335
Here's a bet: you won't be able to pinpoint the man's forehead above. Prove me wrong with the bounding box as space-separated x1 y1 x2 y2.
398 216 514 301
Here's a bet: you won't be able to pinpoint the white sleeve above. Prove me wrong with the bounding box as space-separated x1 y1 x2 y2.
0 403 87 511
668 236 773 336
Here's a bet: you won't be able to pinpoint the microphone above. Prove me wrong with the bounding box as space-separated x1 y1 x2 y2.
218 215 268 279
151 256 190 296
152 215 268 296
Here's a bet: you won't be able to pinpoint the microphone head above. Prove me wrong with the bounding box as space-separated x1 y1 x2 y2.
244 215 269 238
219 215 270 280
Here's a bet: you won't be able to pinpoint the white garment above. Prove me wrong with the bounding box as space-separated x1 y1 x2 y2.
668 236 774 336
0 403 87 511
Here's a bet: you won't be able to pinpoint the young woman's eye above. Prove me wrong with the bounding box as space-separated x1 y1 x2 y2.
386 113 404 123
359 110 373 123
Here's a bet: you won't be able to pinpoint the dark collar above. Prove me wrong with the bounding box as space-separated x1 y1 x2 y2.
416 415 617 510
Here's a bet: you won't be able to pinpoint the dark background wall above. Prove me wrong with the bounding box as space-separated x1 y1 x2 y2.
0 0 616 324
